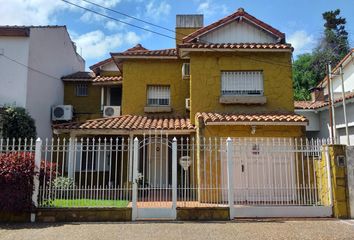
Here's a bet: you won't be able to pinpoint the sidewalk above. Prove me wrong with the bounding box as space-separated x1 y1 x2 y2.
1 219 354 240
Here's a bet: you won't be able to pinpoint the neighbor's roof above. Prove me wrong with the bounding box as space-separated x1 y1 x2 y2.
89 57 113 71
61 71 95 81
178 43 292 51
182 8 285 43
0 25 66 37
53 115 195 131
111 44 177 59
196 112 308 125
295 92 354 110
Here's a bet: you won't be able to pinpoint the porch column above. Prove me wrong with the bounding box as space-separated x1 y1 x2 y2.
172 137 177 217
226 137 235 220
131 137 139 221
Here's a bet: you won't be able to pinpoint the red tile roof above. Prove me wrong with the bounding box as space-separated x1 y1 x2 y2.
178 43 292 50
112 48 177 58
89 57 113 71
92 75 123 84
125 43 148 52
182 8 285 43
53 115 195 131
196 112 308 125
295 92 354 110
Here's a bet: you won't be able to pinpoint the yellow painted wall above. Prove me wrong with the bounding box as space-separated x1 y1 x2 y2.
189 51 294 124
64 82 102 121
175 28 200 45
122 59 189 116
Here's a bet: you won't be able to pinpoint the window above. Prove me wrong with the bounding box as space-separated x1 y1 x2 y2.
221 71 263 96
182 63 190 79
75 83 88 96
147 85 170 106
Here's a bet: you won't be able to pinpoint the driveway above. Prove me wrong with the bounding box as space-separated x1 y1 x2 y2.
1 219 354 240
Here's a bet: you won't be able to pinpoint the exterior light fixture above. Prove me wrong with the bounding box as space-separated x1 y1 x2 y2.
251 125 256 135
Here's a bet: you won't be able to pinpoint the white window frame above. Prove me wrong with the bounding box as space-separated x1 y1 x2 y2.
75 83 88 97
221 71 264 96
147 85 170 106
182 62 190 79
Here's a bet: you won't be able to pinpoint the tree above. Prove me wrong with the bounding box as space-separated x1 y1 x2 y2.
292 9 350 99
293 53 317 100
2 107 36 140
311 9 350 84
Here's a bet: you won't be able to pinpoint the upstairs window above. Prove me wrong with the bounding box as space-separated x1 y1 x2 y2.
75 83 88 96
182 63 190 79
147 85 170 106
221 71 263 96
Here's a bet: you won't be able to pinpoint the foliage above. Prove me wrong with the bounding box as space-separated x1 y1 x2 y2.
49 199 129 208
0 152 57 212
292 9 350 98
2 107 36 140
293 54 316 100
52 176 75 189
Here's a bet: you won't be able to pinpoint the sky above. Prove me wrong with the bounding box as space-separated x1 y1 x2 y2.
0 0 353 69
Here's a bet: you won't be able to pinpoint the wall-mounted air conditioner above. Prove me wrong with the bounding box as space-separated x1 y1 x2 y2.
103 106 121 117
185 98 191 110
182 62 190 79
52 105 73 121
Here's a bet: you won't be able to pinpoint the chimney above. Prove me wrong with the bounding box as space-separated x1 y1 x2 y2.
310 87 325 102
176 14 204 45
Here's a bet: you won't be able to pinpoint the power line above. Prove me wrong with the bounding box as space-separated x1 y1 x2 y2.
61 0 292 68
1 54 61 80
60 0 175 40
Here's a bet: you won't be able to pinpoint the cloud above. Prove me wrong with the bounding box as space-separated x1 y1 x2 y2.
71 30 141 60
288 30 316 56
197 0 228 18
0 0 122 26
145 1 171 21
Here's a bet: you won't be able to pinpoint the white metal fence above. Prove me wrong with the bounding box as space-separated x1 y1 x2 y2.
0 136 332 218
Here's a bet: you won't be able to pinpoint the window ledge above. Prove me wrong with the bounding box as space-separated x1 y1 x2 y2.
219 95 267 105
144 106 172 113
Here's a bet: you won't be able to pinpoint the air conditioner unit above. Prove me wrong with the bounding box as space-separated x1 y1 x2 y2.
185 98 191 110
103 106 121 117
52 105 73 121
182 62 190 79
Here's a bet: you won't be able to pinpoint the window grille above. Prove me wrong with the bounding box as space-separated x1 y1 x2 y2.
147 85 170 106
75 83 88 96
221 71 263 96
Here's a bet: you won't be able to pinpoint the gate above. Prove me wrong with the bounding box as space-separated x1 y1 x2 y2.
131 136 177 220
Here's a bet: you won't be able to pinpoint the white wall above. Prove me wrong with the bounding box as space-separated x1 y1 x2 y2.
332 60 354 93
0 36 30 107
101 61 119 71
295 110 320 131
25 27 85 139
200 20 277 44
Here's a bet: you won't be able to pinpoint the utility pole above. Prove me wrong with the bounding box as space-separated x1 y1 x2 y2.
340 66 350 145
327 64 335 144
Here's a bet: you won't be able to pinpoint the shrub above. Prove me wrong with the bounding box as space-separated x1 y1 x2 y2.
2 107 36 140
0 152 57 212
52 177 75 189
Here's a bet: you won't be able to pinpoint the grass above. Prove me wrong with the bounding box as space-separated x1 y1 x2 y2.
48 199 129 208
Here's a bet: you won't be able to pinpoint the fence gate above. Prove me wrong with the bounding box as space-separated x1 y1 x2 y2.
131 136 177 220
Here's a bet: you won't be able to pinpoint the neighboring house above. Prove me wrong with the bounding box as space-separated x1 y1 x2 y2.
295 49 354 145
0 26 85 138
53 8 307 199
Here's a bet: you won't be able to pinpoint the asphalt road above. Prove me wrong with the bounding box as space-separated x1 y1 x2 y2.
1 219 354 240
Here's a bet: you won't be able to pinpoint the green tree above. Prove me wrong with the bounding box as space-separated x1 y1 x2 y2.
2 107 36 140
311 9 350 84
293 53 317 100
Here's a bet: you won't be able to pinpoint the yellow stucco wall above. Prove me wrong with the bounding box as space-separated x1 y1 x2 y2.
175 28 200 45
121 59 189 116
64 82 102 121
189 51 294 124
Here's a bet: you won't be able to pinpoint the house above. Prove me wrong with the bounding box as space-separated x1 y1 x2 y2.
295 49 354 145
51 9 310 213
0 26 85 138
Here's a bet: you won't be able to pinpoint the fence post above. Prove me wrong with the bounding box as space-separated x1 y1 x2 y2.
172 137 177 218
324 146 333 206
226 137 234 220
131 137 139 221
67 138 74 178
31 138 42 223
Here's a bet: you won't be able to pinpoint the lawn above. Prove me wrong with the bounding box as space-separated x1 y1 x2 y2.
48 199 129 208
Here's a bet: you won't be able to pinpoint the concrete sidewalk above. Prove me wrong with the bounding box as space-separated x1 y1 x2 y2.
1 219 354 240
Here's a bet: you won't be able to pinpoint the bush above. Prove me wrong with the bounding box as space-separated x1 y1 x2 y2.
0 152 57 212
2 107 36 140
52 177 75 189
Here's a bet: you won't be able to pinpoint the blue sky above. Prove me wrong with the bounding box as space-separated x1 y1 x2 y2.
1 0 353 69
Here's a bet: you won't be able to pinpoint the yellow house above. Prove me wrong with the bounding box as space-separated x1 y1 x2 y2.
53 9 309 205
